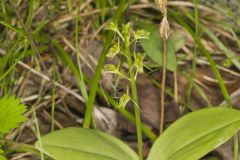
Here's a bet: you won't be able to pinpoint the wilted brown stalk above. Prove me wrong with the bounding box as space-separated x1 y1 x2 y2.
155 0 171 134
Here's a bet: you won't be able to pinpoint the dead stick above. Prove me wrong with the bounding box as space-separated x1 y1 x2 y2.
160 39 167 134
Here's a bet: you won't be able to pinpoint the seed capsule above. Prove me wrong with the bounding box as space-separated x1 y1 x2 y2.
160 16 171 40
155 0 168 15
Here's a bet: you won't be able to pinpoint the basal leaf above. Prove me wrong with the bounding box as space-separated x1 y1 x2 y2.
0 96 27 134
0 155 6 160
140 23 184 71
0 150 6 160
147 108 240 160
36 127 138 160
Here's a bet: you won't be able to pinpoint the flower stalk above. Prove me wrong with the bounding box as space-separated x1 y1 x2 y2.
155 0 171 134
104 21 150 160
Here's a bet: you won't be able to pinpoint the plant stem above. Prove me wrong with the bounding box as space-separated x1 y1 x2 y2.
51 86 55 132
160 40 167 134
67 0 73 13
52 38 157 140
174 71 178 103
97 87 157 141
125 43 143 160
32 105 44 160
234 134 239 160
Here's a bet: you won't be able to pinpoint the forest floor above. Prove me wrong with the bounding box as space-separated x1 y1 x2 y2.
0 0 240 160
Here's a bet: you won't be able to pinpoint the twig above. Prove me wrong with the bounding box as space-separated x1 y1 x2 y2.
18 61 84 102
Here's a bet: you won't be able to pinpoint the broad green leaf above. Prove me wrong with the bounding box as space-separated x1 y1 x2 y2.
170 31 186 52
147 108 240 160
0 150 6 160
0 155 6 160
0 96 27 134
140 23 184 71
36 127 138 160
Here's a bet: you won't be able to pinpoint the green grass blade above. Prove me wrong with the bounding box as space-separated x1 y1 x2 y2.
0 21 26 38
185 0 199 108
52 39 88 102
75 5 88 102
83 0 128 128
171 12 232 107
203 27 240 70
184 11 240 70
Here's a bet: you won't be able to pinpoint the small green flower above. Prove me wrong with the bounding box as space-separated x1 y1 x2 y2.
105 21 118 32
222 59 232 68
134 30 150 40
104 64 130 80
105 21 124 40
104 64 118 73
118 93 131 109
134 53 145 74
107 43 121 59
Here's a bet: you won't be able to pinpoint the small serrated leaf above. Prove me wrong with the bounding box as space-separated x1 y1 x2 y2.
0 96 27 134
